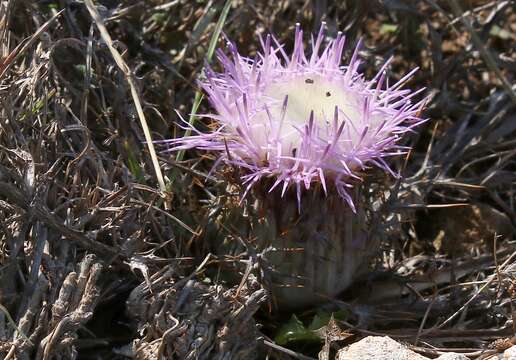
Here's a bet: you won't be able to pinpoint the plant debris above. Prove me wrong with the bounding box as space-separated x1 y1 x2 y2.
0 1 514 359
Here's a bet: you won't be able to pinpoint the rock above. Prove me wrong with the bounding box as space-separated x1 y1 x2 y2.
337 336 428 360
503 345 516 360
436 353 469 360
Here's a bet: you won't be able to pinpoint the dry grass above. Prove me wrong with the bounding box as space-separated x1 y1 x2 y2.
0 0 514 359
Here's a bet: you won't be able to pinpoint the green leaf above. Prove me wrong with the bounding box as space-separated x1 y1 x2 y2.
275 314 320 345
150 12 167 25
124 141 145 183
175 0 232 162
490 25 511 40
308 311 332 331
380 24 398 34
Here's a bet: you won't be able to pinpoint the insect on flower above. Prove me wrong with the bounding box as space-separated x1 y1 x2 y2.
165 23 427 211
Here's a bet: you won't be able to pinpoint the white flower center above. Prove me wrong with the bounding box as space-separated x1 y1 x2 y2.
248 75 364 158
265 75 361 127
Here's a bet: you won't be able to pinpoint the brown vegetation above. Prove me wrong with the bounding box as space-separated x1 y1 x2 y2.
0 1 514 359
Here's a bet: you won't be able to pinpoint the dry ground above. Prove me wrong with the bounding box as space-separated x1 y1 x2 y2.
0 0 515 359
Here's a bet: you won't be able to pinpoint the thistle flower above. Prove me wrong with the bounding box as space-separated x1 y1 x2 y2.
166 23 427 308
167 23 426 210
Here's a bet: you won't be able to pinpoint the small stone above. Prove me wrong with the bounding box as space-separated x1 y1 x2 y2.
337 336 429 360
503 345 516 360
436 353 469 360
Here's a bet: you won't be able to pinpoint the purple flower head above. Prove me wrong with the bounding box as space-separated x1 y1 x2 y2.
167 23 427 210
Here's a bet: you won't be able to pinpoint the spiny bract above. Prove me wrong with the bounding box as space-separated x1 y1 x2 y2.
166 23 426 210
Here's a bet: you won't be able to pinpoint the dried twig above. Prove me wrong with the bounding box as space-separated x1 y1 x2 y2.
447 0 516 104
0 180 117 257
84 0 166 194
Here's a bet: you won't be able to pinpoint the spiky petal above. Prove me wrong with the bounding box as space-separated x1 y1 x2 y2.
164 23 426 209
